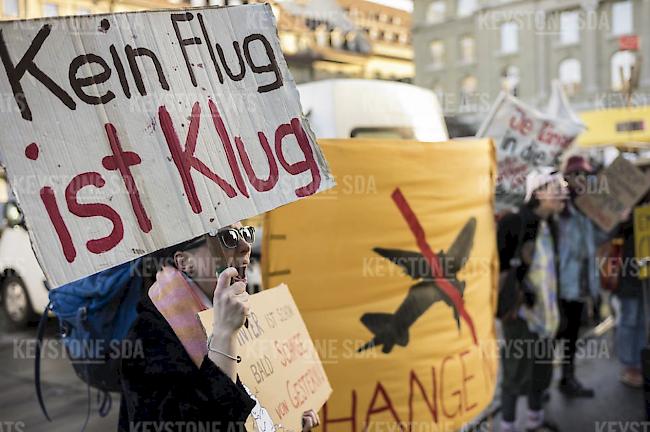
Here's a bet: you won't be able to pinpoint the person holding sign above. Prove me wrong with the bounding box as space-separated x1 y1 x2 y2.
556 156 612 398
118 222 320 432
497 169 567 432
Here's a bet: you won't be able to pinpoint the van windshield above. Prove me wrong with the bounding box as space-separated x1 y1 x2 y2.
350 127 415 140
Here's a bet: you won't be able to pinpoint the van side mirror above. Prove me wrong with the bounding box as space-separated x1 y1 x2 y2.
4 201 24 228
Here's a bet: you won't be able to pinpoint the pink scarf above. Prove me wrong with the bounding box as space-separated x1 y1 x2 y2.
148 267 209 368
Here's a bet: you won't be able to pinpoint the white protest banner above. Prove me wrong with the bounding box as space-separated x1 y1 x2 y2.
0 5 334 287
198 285 332 432
477 92 583 211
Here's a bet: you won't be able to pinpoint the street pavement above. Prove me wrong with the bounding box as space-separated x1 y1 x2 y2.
0 315 118 432
0 310 645 432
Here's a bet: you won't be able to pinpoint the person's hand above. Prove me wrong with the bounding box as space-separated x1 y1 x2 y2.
212 267 249 336
301 409 320 431
619 206 632 222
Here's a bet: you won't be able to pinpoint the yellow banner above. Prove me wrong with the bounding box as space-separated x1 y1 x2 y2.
263 139 499 432
577 106 650 148
634 205 650 280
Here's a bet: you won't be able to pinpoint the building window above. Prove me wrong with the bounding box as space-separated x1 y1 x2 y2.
299 34 311 52
500 22 519 54
344 32 358 51
612 0 633 36
43 2 58 16
429 40 445 68
501 65 520 96
426 1 446 24
459 35 475 63
560 10 580 45
315 25 329 47
331 28 345 48
3 0 18 16
611 50 636 90
457 0 477 17
280 33 298 54
558 58 582 96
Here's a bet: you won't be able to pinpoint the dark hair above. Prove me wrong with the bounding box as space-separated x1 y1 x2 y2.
526 194 540 210
140 234 207 279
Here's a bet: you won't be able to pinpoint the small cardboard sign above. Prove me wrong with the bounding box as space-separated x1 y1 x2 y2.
477 92 583 212
576 156 650 232
0 5 334 287
198 285 332 432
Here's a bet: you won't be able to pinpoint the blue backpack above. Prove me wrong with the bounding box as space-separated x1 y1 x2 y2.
35 258 144 429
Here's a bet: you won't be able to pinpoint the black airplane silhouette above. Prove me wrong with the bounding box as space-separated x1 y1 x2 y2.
358 217 477 353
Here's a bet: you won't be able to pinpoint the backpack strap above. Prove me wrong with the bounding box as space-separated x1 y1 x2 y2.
97 390 112 417
35 302 52 422
81 362 91 432
34 301 94 432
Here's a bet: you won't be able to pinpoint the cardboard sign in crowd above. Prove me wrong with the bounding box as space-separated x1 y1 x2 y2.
576 156 650 232
477 92 584 212
198 285 332 432
0 5 334 287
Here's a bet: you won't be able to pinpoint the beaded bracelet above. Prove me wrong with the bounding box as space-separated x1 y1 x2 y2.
207 334 241 363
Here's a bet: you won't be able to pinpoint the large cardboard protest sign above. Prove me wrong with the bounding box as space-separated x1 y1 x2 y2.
264 139 499 432
577 156 650 232
198 285 332 432
477 92 583 211
0 5 334 287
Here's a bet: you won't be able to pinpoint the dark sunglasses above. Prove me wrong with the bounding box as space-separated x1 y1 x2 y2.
213 226 255 249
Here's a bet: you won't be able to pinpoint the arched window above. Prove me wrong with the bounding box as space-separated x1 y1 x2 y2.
611 50 636 90
460 75 478 107
558 58 582 96
461 75 478 93
426 1 446 24
501 65 520 96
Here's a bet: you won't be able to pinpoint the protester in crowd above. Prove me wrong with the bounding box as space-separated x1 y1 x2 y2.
613 213 646 387
612 161 650 388
555 155 611 398
497 168 567 432
118 222 320 431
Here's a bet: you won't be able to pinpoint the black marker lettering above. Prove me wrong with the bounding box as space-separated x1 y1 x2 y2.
0 24 76 121
125 45 169 96
69 53 115 105
170 12 201 87
216 41 246 81
110 45 131 99
197 13 224 84
243 33 282 93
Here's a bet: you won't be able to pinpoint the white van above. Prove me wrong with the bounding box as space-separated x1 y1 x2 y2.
297 79 448 141
0 175 49 327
